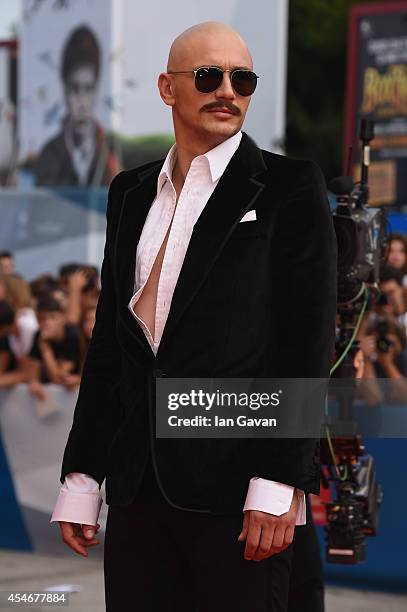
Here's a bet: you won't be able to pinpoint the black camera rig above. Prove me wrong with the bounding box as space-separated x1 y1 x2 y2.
321 119 387 564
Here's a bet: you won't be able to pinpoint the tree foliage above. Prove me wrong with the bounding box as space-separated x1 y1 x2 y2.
286 0 372 180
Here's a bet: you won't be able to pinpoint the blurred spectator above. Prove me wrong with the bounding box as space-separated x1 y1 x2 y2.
0 259 101 392
386 233 407 287
59 263 100 325
0 274 35 310
0 293 38 354
0 251 15 275
0 301 17 372
0 301 33 388
25 296 81 399
0 274 39 388
378 265 407 336
51 287 69 311
355 335 386 406
59 263 83 282
363 315 407 403
30 274 62 309
78 304 96 369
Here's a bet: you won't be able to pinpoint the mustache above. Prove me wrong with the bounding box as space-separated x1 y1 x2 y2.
201 101 241 115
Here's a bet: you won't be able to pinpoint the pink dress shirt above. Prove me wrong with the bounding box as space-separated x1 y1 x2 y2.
50 131 306 526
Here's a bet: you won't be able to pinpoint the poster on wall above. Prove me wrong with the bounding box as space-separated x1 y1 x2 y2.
19 0 119 187
0 40 17 186
344 2 407 207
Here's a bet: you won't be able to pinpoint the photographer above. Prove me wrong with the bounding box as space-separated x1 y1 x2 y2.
361 315 407 404
386 233 407 287
377 265 407 336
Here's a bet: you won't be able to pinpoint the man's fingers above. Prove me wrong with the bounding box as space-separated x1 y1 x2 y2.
60 521 75 539
243 516 262 560
271 524 286 549
80 523 100 547
82 524 97 540
241 510 297 562
252 525 275 561
60 522 88 556
59 521 99 557
283 525 295 547
237 512 249 542
267 523 295 557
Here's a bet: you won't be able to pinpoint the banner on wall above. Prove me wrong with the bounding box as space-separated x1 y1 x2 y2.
344 2 407 207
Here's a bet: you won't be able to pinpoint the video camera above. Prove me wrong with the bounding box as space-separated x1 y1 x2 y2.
331 120 388 306
321 119 387 564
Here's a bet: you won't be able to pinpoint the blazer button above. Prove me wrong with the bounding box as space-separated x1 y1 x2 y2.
153 368 166 377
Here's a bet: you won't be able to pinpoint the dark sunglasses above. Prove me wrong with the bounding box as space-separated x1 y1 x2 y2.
167 66 259 96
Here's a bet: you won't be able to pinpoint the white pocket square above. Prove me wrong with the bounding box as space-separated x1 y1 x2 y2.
239 209 257 222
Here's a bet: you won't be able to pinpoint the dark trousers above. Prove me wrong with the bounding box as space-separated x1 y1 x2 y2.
104 453 293 611
288 496 324 612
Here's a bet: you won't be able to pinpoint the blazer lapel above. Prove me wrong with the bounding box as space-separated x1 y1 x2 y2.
114 162 162 357
156 132 268 357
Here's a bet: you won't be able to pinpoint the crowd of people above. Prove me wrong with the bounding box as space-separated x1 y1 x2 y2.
2 233 407 406
333 232 407 404
0 250 100 400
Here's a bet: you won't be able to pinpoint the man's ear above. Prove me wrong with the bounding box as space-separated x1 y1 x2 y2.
158 73 175 107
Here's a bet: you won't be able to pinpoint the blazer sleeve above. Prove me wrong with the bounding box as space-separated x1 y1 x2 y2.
264 159 337 494
59 173 124 487
270 159 337 379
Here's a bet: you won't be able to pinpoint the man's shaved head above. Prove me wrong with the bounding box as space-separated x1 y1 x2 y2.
158 21 255 153
167 21 252 71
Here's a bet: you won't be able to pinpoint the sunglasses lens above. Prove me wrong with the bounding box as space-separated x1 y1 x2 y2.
231 70 258 96
195 67 223 93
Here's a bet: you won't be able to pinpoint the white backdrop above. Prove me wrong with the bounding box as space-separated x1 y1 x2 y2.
116 0 288 151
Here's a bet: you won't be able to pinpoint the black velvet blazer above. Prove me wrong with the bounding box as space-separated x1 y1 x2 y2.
60 131 338 514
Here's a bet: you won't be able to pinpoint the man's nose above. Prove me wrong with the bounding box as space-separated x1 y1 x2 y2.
214 72 236 100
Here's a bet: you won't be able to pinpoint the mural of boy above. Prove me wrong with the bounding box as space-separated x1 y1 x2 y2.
35 25 120 187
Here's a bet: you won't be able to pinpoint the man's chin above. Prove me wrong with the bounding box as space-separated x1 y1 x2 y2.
201 120 241 140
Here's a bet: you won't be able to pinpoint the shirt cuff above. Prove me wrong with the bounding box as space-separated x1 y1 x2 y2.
60 472 100 493
243 477 306 525
50 472 102 525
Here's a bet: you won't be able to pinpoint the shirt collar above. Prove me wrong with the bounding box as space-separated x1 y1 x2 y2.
203 130 242 182
157 142 177 195
157 130 242 195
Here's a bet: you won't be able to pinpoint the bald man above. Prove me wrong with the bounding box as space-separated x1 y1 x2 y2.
51 21 337 612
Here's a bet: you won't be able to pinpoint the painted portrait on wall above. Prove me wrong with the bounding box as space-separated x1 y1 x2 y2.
35 25 119 186
19 0 119 187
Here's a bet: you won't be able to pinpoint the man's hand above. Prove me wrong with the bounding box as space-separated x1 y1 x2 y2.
60 372 81 389
67 269 89 292
59 522 101 557
28 380 47 400
237 490 299 561
359 335 376 360
376 343 398 372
